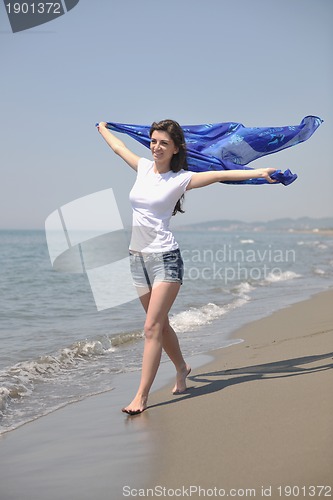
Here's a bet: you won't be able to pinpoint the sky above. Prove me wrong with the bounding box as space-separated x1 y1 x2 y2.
0 0 332 229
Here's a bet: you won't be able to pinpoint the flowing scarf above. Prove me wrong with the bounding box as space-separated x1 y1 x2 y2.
100 115 323 185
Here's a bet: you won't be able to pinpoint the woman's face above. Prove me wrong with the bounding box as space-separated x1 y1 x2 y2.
150 130 179 165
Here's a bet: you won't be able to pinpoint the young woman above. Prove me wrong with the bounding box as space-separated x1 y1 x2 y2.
97 119 276 415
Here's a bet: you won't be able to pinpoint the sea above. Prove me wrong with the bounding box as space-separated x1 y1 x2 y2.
1 227 333 434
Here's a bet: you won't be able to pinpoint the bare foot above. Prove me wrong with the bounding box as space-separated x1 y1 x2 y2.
172 364 191 395
121 394 147 415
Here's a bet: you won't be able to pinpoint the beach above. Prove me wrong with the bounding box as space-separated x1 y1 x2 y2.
147 290 333 498
0 290 332 500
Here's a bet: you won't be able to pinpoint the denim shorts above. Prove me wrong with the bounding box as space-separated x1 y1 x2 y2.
129 248 184 290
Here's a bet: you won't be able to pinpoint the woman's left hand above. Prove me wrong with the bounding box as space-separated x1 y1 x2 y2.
258 168 277 183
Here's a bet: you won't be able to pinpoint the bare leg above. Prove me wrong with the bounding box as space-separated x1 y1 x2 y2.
162 319 191 394
137 290 191 393
122 282 181 414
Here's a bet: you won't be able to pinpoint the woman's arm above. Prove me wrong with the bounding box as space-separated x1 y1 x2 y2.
97 122 140 171
186 168 277 190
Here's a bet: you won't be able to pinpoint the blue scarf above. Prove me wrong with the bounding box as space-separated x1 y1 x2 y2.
100 115 323 185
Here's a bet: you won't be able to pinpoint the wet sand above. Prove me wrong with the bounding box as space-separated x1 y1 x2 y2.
0 291 332 500
146 290 333 498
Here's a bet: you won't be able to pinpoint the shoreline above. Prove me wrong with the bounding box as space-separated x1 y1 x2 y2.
0 290 332 499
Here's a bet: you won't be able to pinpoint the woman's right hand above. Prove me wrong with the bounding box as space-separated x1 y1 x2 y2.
96 121 139 171
97 122 107 132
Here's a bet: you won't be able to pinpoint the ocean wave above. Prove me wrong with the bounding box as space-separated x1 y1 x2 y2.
171 303 228 332
233 281 256 298
313 268 326 276
0 387 12 413
0 329 145 390
297 240 329 250
263 270 301 284
0 333 128 426
171 292 251 334
110 330 144 347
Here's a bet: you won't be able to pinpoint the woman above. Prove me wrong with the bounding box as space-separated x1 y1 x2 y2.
97 119 276 415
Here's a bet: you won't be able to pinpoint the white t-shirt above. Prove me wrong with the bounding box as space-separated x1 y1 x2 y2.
129 158 193 252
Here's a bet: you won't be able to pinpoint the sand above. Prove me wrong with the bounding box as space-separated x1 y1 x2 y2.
146 290 333 498
0 290 332 500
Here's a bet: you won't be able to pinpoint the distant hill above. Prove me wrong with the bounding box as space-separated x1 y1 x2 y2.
177 217 333 232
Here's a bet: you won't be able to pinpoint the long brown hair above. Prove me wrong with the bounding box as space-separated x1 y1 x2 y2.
149 119 188 215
